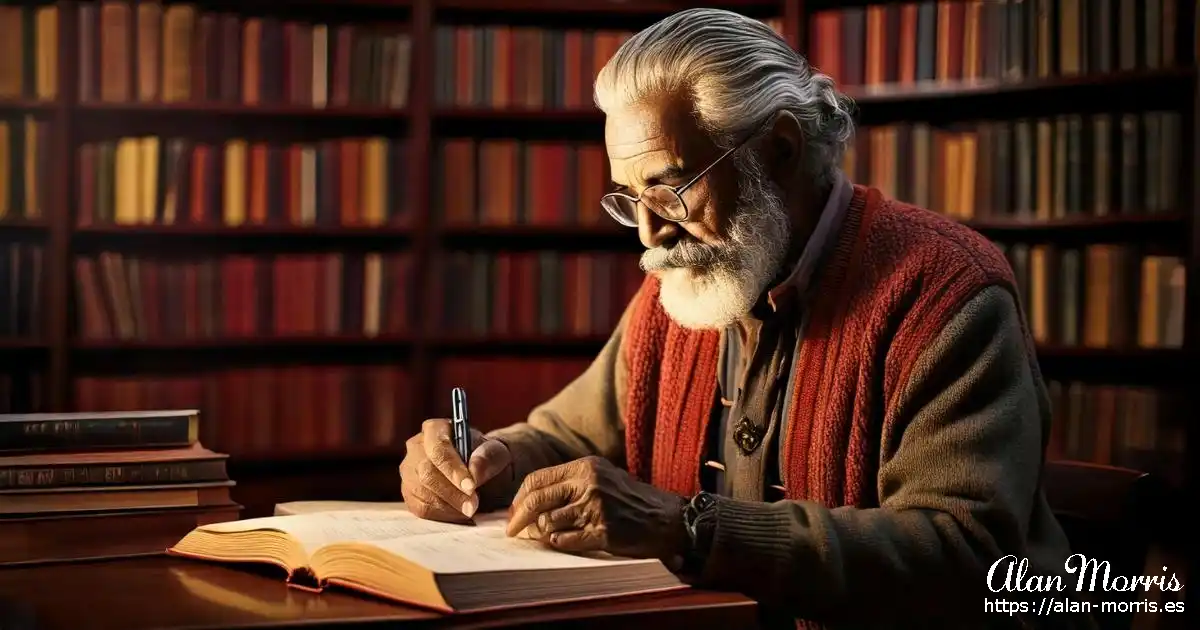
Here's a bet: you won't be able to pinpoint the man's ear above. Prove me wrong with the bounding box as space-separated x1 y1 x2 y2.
765 110 805 184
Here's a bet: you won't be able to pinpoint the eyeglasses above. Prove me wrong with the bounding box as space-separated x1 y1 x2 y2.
600 122 765 228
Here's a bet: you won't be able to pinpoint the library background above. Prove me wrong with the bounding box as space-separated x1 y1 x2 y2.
0 0 1194 596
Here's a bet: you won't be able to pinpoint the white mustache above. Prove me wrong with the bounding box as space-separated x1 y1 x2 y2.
640 240 727 272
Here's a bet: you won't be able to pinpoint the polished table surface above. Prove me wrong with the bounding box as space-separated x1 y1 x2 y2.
0 556 758 629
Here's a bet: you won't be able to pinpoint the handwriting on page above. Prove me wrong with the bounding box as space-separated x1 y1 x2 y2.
375 526 655 575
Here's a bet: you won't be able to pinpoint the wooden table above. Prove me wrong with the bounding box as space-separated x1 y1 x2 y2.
0 556 758 629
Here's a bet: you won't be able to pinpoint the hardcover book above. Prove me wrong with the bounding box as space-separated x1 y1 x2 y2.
168 504 685 613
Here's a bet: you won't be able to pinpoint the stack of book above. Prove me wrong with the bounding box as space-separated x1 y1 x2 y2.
0 409 240 565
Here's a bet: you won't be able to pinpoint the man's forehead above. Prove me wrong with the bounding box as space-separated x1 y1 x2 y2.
603 97 709 161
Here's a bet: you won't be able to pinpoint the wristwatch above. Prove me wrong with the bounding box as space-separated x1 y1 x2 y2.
681 491 718 573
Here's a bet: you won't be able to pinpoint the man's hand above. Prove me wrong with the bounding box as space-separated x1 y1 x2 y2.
399 419 512 523
505 456 688 562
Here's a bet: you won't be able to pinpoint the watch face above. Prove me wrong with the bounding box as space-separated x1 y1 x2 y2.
694 492 716 512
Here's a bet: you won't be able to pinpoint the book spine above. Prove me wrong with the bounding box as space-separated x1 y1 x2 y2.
0 415 196 452
0 459 226 489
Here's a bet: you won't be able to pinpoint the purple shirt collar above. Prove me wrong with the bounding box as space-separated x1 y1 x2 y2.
766 169 854 311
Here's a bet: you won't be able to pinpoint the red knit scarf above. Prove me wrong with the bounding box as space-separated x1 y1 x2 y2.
622 187 1023 614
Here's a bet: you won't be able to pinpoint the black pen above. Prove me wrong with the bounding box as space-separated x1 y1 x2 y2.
451 387 471 465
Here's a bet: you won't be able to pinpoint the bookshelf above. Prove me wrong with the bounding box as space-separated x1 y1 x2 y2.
0 0 1194 526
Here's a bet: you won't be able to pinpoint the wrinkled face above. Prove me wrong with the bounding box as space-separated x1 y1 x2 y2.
604 96 792 329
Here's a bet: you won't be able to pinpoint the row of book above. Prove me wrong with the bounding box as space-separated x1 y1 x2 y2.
75 252 414 342
432 19 783 111
0 116 50 223
40 110 1200 230
811 0 1181 88
845 112 1182 221
77 136 411 228
438 251 642 339
1 243 42 338
436 139 609 227
38 245 1200 347
0 2 1189 108
0 408 239 565
74 368 410 455
0 5 58 101
80 2 411 108
1003 243 1180 348
74 249 645 342
433 27 631 111
1045 380 1185 485
1001 245 1185 349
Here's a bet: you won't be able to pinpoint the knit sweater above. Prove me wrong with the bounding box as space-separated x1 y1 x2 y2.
485 186 1082 628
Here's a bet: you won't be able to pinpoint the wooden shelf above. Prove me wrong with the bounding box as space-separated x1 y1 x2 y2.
847 68 1195 103
196 0 411 10
846 68 1196 124
432 334 610 354
432 107 606 139
73 224 414 252
434 108 601 122
0 99 56 112
70 335 414 373
75 224 412 237
0 220 48 235
0 338 46 350
440 224 639 250
75 102 409 120
964 213 1188 243
435 0 777 16
73 335 413 351
805 0 907 7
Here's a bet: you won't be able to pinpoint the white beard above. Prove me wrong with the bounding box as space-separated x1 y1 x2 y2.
639 152 791 330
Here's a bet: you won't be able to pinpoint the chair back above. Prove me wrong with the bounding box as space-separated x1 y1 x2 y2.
1042 461 1169 630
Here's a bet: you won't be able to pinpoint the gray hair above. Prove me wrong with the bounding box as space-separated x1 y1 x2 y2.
594 8 855 186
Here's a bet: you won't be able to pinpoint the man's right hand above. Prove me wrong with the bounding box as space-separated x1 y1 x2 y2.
399 419 513 523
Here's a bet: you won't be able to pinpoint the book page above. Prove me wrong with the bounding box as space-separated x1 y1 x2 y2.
371 525 659 575
199 509 507 555
275 501 408 516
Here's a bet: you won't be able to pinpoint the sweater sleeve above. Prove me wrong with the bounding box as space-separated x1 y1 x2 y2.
695 285 1057 624
476 288 637 509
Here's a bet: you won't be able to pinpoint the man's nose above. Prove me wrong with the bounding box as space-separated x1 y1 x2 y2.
637 204 678 249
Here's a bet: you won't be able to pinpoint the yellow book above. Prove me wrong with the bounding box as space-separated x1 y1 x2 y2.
35 6 57 100
114 138 141 225
1138 256 1162 348
169 503 684 614
0 121 9 220
139 136 159 223
22 117 38 219
223 140 247 225
362 137 386 225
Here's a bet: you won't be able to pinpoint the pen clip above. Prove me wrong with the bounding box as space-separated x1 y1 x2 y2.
451 388 470 463
452 387 468 420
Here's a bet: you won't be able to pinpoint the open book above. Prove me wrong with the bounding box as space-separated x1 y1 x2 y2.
167 504 685 613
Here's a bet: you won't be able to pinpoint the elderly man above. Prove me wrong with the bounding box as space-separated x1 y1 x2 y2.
400 8 1079 628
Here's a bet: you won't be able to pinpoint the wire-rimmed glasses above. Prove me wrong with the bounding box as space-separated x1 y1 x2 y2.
599 123 764 228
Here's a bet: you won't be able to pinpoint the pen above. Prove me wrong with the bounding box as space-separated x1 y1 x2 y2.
451 387 471 465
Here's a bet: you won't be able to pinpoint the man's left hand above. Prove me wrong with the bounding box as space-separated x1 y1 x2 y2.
505 456 689 562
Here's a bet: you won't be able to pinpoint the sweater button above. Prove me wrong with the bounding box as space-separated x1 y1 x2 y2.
732 416 765 455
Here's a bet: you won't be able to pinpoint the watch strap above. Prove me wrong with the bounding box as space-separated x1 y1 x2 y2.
681 492 718 574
